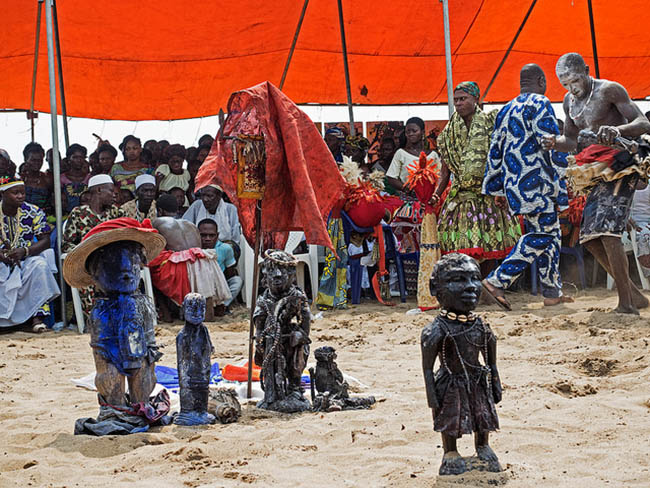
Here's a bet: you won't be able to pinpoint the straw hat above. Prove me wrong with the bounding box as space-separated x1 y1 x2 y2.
63 217 166 288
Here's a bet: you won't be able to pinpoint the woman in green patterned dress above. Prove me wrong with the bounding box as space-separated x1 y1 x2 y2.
432 82 521 267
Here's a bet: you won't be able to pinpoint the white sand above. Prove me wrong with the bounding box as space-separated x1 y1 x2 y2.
1 288 649 487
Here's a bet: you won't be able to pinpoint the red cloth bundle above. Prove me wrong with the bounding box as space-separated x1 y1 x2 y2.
405 152 440 213
574 144 620 167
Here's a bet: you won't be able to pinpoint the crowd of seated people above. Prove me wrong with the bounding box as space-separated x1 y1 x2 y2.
0 134 243 331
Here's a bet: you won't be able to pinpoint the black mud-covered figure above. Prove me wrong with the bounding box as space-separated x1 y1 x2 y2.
421 253 502 476
254 249 311 413
175 293 216 426
310 346 375 412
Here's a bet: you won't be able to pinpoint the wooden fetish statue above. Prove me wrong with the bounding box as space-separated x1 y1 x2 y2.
175 293 216 426
63 218 168 435
254 249 311 413
421 253 502 475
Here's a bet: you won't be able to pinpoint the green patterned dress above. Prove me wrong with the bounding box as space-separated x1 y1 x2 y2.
437 107 521 261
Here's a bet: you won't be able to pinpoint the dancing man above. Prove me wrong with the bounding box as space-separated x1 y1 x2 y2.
542 53 650 314
482 64 571 309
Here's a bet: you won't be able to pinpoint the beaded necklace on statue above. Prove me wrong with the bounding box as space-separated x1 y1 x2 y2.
569 77 594 121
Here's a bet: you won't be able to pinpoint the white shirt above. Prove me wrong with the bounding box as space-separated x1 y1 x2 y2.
182 199 241 243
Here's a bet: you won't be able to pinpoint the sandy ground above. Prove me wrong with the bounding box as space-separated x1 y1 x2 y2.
1 288 649 488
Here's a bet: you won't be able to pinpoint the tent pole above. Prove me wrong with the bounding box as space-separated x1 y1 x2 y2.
587 0 600 78
45 0 67 330
441 0 454 118
336 0 355 136
279 0 309 91
30 0 44 142
52 0 69 150
481 0 538 102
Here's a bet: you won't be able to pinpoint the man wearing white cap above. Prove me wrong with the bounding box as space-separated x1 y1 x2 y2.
121 174 158 222
182 184 240 243
62 174 123 317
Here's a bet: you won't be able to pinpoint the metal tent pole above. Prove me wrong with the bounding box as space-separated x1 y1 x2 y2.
52 0 69 150
440 0 454 118
246 203 263 398
336 0 355 136
587 0 600 78
30 0 44 142
481 0 538 102
279 0 310 91
45 0 67 329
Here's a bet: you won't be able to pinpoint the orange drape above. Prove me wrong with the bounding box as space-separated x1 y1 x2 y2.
2 1 649 120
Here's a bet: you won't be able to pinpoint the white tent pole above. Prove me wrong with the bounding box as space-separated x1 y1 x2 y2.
441 0 454 119
45 0 67 329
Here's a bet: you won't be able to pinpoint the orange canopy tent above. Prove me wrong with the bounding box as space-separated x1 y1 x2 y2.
2 0 650 121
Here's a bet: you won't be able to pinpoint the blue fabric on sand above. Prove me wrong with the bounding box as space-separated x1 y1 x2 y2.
155 363 221 393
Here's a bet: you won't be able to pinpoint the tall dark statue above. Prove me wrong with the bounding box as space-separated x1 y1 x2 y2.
175 293 216 426
254 249 311 413
62 218 169 435
420 253 502 476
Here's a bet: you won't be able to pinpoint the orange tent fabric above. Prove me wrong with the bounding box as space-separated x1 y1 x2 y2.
2 1 649 120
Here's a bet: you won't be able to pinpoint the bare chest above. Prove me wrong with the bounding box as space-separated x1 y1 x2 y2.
570 93 625 132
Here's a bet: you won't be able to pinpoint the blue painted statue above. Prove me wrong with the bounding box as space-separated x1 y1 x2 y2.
63 218 168 435
175 293 217 426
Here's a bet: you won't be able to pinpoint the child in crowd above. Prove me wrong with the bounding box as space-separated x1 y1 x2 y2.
156 144 191 206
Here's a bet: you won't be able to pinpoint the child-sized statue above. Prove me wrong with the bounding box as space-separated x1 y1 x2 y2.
254 249 311 413
175 293 217 426
421 253 502 476
63 218 168 435
310 346 375 412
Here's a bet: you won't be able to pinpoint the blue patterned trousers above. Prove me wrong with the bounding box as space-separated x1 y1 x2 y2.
486 211 561 298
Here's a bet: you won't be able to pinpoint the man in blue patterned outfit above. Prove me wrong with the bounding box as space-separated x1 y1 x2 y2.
481 64 572 309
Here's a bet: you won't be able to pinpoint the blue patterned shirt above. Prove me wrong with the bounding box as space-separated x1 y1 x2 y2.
482 93 568 215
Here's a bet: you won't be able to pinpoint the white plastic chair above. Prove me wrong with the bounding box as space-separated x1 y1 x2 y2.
242 231 320 308
63 252 156 333
606 229 650 291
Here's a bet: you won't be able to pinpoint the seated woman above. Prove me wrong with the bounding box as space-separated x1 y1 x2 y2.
156 144 191 207
110 135 154 194
22 142 53 215
0 177 60 332
61 143 91 213
386 117 441 254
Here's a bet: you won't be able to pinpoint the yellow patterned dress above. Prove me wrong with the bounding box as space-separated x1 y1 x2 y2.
437 107 521 261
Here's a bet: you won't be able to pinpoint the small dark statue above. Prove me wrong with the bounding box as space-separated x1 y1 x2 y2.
254 249 311 413
63 219 168 435
421 253 502 476
310 346 376 412
175 293 216 426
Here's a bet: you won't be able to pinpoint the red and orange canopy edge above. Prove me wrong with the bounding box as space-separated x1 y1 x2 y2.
1 0 648 121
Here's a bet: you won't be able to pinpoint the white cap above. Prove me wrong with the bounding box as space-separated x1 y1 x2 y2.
135 174 156 190
87 174 114 189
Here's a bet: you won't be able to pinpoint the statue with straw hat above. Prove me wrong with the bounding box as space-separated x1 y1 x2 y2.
63 217 170 435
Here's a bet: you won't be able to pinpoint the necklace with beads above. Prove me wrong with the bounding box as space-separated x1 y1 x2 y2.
0 203 21 249
439 309 477 323
569 77 594 121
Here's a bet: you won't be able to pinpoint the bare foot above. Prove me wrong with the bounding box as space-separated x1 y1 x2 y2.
476 445 502 473
480 280 511 311
544 296 574 307
439 451 467 476
613 305 640 315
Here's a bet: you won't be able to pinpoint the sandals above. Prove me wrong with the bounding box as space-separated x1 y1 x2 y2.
481 280 512 311
31 321 47 333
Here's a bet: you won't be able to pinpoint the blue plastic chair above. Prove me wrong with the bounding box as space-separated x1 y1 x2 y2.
340 211 375 304
381 224 418 303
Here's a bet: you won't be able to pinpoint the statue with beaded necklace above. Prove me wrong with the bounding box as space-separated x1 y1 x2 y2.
420 253 502 476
